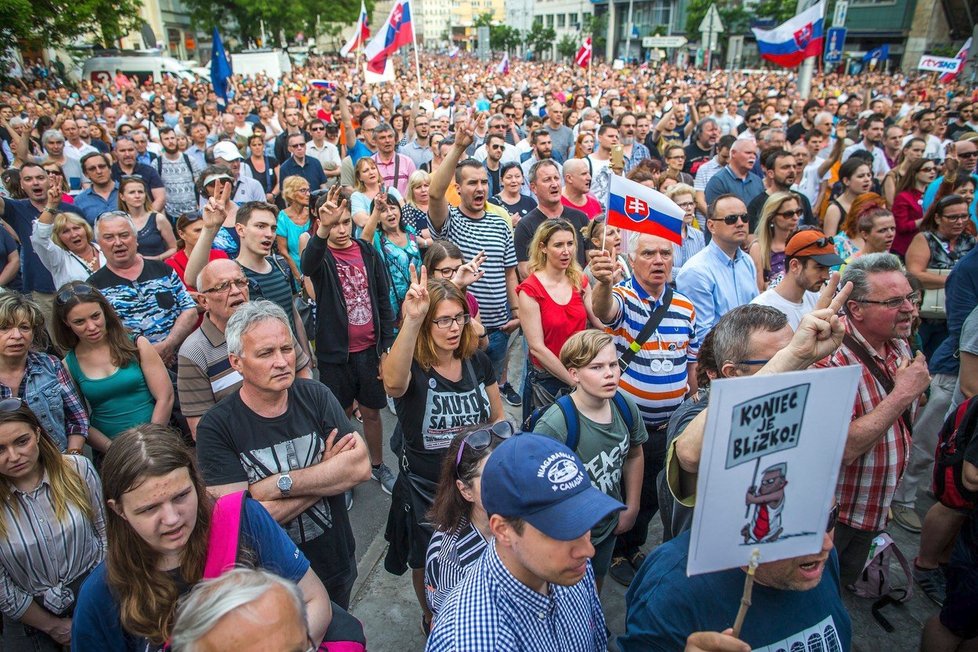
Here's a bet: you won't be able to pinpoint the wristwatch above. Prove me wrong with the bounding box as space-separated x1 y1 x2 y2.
277 472 293 496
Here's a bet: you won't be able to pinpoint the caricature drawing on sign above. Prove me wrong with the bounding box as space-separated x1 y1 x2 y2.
742 462 787 544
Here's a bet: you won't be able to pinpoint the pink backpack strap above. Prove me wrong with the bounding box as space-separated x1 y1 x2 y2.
203 490 247 579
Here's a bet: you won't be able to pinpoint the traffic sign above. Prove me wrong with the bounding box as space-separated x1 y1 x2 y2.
823 27 846 64
698 4 725 34
832 0 848 27
642 36 688 48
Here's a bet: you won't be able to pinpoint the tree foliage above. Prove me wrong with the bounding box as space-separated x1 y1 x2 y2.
581 14 608 57
556 35 578 60
184 0 370 48
524 24 556 58
684 0 750 37
0 0 142 47
491 25 523 53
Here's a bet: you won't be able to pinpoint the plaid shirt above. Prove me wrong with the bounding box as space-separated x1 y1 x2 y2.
0 352 89 450
815 321 916 531
425 539 608 652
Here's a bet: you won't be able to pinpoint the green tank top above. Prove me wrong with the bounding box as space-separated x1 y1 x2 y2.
64 345 157 439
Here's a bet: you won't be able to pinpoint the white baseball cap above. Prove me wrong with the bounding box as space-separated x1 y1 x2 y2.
212 141 242 162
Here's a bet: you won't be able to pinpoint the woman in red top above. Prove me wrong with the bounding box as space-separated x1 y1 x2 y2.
517 218 600 422
891 158 938 257
165 211 229 291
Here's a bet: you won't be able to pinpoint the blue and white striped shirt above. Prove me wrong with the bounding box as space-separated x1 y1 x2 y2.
426 539 608 652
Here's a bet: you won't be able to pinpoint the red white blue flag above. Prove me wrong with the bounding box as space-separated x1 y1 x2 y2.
940 38 972 83
496 53 510 75
607 175 684 244
752 1 825 68
340 1 370 58
364 0 415 74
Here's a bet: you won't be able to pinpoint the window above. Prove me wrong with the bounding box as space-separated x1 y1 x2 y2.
546 14 554 27
557 13 566 27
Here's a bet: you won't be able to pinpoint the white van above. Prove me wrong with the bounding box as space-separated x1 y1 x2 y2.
82 51 203 86
230 50 292 79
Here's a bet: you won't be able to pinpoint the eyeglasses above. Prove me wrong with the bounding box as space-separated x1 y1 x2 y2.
854 291 921 310
920 166 937 173
676 201 696 209
56 283 98 305
826 503 839 533
959 151 978 159
433 265 460 277
504 113 516 118
942 212 970 221
296 188 310 194
0 397 26 412
432 313 471 329
776 208 805 218
667 155 686 160
710 213 749 225
201 278 249 295
455 421 515 472
735 358 771 366
310 126 325 132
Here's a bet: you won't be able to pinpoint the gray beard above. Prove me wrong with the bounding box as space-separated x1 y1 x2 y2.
621 136 635 146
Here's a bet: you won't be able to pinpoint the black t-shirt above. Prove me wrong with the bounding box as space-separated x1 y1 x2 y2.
0 226 22 292
514 205 590 266
786 121 808 145
395 351 495 480
684 141 714 176
491 193 537 219
195 378 356 583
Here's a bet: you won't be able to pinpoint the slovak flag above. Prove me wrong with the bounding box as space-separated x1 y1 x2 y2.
940 37 972 83
575 37 592 68
607 175 684 245
752 1 825 68
364 0 415 74
449 46 460 59
340 1 370 58
496 53 510 75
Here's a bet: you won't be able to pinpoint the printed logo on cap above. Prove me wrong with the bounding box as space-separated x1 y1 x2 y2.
538 452 585 492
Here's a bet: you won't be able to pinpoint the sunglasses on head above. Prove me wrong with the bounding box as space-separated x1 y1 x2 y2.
826 503 839 533
0 397 26 412
455 421 515 473
56 283 98 306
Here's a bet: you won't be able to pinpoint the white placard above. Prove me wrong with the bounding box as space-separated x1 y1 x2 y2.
687 366 861 576
918 55 962 73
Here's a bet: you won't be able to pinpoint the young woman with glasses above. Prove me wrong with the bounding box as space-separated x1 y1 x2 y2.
749 192 804 291
0 400 106 651
423 241 487 349
424 422 512 626
382 270 503 635
892 157 940 256
51 282 173 459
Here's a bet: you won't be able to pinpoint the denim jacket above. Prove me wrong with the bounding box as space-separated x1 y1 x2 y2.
2 352 89 451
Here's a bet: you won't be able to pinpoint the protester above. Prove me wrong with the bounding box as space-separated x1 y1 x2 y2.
361 192 426 324
824 158 874 237
31 200 106 289
425 433 623 651
72 424 353 649
748 191 804 290
581 216 630 285
403 169 433 240
882 137 926 208
424 425 503 624
276 175 312 279
164 211 229 290
117 176 177 261
0 400 105 650
52 282 172 454
664 183 705 269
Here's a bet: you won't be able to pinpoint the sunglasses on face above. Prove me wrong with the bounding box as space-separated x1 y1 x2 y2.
710 213 749 225
776 208 805 219
455 421 516 472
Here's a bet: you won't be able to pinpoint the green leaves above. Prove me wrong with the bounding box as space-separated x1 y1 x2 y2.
1 0 142 47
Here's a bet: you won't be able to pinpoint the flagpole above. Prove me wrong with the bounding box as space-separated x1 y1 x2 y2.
409 0 423 100
587 38 593 100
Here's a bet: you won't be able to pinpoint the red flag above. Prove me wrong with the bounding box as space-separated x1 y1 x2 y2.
575 37 592 68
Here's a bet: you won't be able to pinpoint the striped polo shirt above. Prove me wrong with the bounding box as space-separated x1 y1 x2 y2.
603 277 701 427
176 316 310 418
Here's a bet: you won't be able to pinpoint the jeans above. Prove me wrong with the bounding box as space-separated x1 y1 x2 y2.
485 328 510 384
2 613 64 652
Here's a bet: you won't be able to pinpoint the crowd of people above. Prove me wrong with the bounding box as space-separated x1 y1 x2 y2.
1 51 978 651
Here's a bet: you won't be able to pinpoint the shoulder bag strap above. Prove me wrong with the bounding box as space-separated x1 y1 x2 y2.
618 287 673 373
203 490 246 579
842 333 914 436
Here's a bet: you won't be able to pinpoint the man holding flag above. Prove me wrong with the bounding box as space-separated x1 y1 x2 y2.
591 175 700 586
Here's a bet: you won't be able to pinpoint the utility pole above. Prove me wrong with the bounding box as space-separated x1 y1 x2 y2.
796 0 820 98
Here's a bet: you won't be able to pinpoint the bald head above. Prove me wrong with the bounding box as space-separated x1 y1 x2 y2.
563 158 588 177
198 258 243 294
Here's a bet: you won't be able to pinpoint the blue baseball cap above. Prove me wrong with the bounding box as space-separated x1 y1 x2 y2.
482 434 625 541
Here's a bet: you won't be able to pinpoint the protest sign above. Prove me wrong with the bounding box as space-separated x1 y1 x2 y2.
917 55 963 74
687 366 860 576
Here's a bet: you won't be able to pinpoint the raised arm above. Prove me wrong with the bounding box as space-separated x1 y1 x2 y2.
338 94 357 151
384 265 428 398
184 179 232 288
428 120 475 231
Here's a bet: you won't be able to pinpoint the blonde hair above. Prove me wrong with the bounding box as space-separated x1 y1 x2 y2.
0 293 48 351
559 329 615 369
282 175 309 205
52 212 95 252
354 158 379 192
527 219 583 289
755 191 799 274
118 177 153 212
406 169 431 206
665 183 695 203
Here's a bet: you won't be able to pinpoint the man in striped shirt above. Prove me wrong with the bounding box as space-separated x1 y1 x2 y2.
428 120 519 385
591 234 700 587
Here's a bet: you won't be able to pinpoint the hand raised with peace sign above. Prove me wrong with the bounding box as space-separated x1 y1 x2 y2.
317 185 347 230
453 251 486 289
401 264 430 324
202 179 232 230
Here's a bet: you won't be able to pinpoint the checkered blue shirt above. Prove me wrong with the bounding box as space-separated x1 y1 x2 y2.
425 539 608 651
